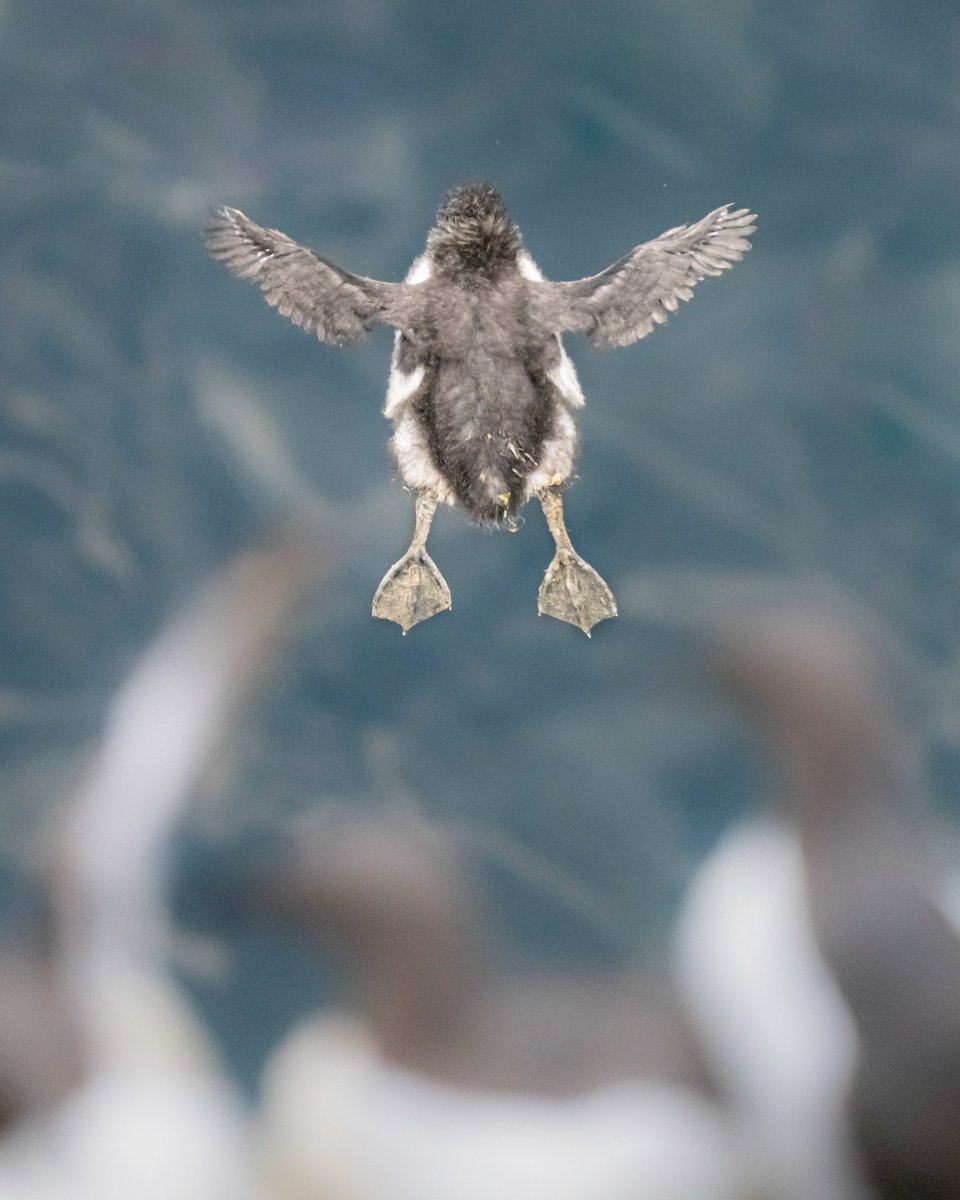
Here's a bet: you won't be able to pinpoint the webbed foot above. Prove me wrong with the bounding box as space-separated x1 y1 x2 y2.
536 484 617 635
538 551 617 636
373 550 451 633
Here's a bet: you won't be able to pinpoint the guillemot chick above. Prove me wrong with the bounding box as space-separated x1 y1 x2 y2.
206 184 756 634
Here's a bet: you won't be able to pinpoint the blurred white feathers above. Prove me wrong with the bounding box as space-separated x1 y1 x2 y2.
0 536 315 1200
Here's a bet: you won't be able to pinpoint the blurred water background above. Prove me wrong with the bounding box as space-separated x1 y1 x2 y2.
3 0 960 1094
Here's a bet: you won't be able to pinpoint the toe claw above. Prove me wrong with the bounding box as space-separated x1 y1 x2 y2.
373 551 451 633
538 552 617 635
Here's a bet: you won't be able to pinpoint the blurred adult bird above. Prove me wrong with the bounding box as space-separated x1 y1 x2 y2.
252 810 748 1200
0 538 313 1200
679 604 960 1200
206 184 756 633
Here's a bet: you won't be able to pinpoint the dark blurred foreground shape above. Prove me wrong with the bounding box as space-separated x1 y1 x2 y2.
686 604 960 1200
1 546 960 1198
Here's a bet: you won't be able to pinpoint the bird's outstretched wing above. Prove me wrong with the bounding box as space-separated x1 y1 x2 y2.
206 207 414 345
526 205 756 348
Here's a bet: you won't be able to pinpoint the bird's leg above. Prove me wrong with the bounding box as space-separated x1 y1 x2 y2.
537 485 617 636
373 489 452 633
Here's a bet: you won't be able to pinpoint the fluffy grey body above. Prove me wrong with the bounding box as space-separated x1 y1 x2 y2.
206 184 755 630
385 239 583 523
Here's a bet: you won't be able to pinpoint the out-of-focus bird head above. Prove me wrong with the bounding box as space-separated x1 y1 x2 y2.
713 603 912 834
427 182 523 277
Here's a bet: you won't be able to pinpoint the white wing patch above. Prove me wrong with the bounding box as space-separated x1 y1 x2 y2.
517 250 545 282
405 254 433 284
546 351 585 409
519 253 585 409
384 360 425 419
383 253 433 419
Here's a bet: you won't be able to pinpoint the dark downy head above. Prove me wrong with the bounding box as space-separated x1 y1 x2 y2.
428 183 522 277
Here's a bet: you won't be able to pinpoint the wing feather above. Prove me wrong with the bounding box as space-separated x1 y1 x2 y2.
206 207 413 345
527 205 756 348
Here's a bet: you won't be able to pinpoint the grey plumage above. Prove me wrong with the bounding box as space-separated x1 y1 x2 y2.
205 206 412 344
206 184 756 631
525 205 756 348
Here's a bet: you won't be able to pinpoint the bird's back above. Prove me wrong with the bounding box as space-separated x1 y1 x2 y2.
412 274 556 523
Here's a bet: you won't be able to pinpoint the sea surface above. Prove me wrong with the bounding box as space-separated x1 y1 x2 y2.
3 0 959 1089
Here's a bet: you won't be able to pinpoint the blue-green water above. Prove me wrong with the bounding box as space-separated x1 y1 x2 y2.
3 0 960 1090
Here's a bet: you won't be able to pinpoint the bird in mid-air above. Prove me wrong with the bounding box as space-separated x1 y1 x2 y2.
206 185 756 634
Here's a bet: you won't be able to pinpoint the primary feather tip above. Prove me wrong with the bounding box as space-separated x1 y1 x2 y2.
204 206 251 265
708 205 758 255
